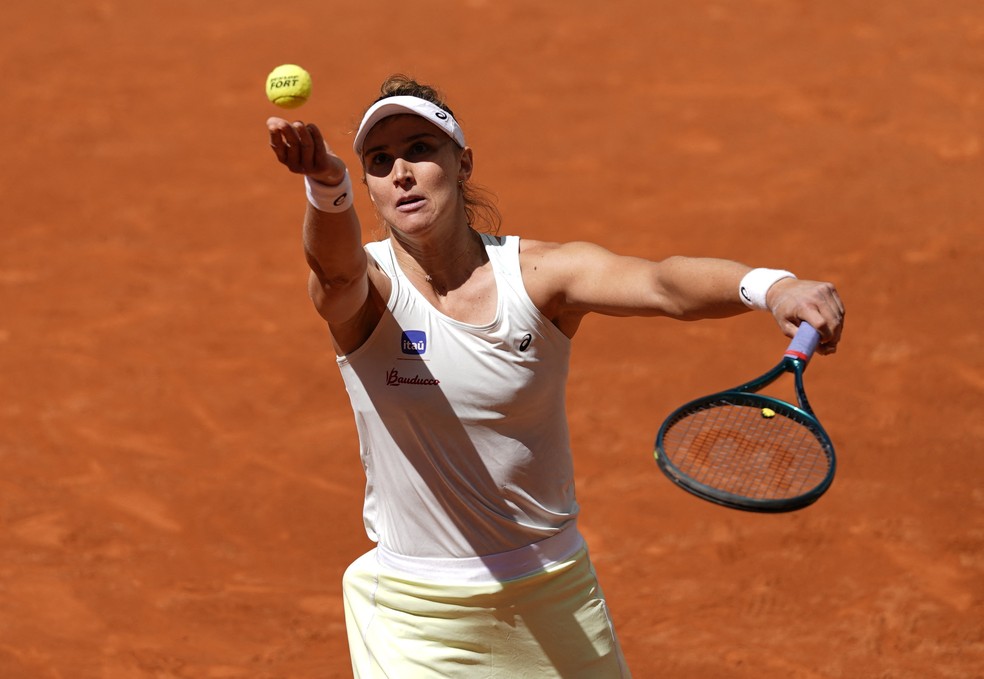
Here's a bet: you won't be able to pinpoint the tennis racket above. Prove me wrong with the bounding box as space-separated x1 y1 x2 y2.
654 321 835 512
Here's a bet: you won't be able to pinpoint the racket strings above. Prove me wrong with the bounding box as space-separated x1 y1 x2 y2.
663 403 830 500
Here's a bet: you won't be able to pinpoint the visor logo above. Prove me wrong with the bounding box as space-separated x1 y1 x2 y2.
435 111 448 120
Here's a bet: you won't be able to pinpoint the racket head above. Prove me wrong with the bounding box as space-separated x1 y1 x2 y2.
654 391 836 512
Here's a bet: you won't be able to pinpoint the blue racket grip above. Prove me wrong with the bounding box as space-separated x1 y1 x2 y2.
785 321 820 360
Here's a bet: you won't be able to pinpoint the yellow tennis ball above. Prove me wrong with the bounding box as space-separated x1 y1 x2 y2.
266 64 312 109
761 407 777 419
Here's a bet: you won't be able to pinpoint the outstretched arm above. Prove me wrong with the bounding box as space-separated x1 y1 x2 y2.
267 118 383 349
522 240 845 353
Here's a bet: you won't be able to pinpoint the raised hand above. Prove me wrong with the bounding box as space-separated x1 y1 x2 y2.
267 117 347 186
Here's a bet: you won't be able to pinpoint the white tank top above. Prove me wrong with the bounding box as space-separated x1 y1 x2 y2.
336 234 578 560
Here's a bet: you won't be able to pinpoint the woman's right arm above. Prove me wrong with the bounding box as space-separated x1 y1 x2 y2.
267 118 386 351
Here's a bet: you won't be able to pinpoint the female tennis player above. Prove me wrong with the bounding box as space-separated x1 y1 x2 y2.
266 74 845 678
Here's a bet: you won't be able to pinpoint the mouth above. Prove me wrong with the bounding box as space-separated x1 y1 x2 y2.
396 195 425 211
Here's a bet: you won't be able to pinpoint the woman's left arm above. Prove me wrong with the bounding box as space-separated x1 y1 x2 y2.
522 240 844 353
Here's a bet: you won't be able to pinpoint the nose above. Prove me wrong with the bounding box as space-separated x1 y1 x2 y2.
392 158 414 190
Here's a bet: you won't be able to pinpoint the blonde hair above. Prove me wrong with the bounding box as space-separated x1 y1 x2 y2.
364 74 501 235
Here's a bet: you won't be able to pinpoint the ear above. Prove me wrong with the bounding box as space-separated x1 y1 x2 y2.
457 147 474 183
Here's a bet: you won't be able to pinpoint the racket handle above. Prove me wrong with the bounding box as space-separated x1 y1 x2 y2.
785 321 820 361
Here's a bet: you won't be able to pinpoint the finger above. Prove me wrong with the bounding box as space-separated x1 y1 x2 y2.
808 309 837 345
266 116 289 128
817 310 841 353
268 118 307 168
291 121 317 170
822 296 845 344
778 317 800 339
816 284 845 346
782 298 832 345
267 118 293 163
274 121 307 173
793 282 842 343
269 137 288 164
308 123 330 171
830 285 845 317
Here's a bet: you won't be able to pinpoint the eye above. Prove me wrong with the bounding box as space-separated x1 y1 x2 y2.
409 141 431 156
364 151 395 178
369 152 392 166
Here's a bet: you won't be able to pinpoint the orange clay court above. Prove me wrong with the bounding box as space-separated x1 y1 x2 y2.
1 1 981 677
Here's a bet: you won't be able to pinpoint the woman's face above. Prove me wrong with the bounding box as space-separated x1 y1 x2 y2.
361 114 472 236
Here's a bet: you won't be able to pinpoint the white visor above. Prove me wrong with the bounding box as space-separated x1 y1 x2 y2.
353 95 466 157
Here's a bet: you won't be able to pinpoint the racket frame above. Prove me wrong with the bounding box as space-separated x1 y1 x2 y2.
654 323 836 512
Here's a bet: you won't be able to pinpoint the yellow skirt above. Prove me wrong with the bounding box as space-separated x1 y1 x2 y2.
342 545 632 678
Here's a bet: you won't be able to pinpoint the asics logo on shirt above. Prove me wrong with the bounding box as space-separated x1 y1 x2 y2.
518 333 533 351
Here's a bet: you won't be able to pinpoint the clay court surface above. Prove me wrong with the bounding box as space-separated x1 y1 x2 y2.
2 1 982 677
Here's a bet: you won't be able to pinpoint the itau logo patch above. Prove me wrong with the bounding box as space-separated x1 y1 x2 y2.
401 331 427 355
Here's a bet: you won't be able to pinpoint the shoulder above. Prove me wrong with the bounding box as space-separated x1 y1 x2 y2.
518 238 614 332
519 238 616 279
517 238 563 286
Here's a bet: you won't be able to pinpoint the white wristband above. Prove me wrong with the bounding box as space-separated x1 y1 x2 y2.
739 268 796 310
305 170 354 213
